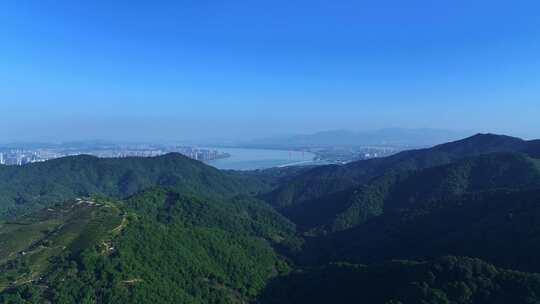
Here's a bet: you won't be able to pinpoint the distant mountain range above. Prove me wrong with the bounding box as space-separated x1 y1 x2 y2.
241 128 474 148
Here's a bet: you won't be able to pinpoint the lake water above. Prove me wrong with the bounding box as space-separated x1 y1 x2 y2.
205 147 317 171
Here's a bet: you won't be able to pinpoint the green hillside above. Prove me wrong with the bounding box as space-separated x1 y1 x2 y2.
265 134 540 209
283 152 540 233
0 188 298 303
0 198 124 293
259 256 540 304
0 153 270 220
299 188 540 273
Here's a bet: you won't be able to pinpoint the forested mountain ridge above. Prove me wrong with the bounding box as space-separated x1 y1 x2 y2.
282 152 540 233
0 153 272 220
265 133 540 209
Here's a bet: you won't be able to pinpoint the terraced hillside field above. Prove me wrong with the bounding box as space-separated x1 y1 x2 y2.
0 198 124 292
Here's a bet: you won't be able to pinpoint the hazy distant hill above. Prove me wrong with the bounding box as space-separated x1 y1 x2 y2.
243 128 473 148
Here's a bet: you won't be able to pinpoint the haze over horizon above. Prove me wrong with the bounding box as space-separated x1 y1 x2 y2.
2 1 540 142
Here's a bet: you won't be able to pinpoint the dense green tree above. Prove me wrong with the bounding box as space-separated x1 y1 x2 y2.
283 152 540 233
0 153 274 219
259 256 540 304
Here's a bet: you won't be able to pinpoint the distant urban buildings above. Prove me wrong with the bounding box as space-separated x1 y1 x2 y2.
0 145 230 166
0 150 58 166
310 146 399 164
0 142 399 167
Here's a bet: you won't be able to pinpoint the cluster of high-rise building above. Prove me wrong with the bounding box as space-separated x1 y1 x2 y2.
0 146 229 166
181 147 226 161
0 150 53 166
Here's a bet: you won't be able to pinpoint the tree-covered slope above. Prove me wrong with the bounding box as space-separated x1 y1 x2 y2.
124 187 297 243
300 188 540 273
283 153 540 233
0 153 270 220
265 134 540 209
523 139 540 158
259 256 540 304
0 188 299 304
0 198 124 293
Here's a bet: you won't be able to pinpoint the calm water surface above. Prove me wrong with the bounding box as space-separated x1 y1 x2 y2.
205 147 316 170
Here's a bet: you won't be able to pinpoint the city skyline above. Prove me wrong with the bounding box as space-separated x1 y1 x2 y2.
0 145 229 166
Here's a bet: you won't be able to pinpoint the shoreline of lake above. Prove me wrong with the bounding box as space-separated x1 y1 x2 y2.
204 147 317 171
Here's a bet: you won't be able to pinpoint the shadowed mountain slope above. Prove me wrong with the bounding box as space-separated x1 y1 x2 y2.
266 134 540 209
300 188 540 273
259 256 540 304
282 152 540 233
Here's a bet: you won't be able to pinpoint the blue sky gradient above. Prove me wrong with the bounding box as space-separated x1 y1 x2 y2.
1 0 539 141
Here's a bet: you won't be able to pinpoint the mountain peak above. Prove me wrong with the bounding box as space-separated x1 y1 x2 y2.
434 133 525 153
468 133 519 140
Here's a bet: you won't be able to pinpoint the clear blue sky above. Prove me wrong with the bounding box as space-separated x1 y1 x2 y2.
1 0 539 142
